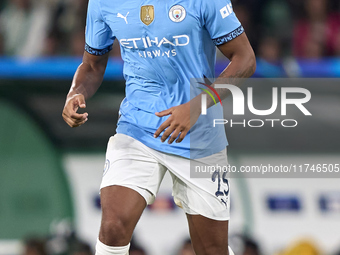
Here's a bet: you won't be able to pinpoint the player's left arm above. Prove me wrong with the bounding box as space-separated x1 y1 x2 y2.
209 32 256 106
154 33 256 144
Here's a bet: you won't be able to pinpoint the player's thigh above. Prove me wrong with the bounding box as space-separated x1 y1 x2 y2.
99 185 147 246
186 214 229 255
102 134 167 204
99 134 167 246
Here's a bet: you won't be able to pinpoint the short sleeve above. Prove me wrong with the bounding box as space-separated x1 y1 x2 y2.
202 0 244 46
85 0 115 55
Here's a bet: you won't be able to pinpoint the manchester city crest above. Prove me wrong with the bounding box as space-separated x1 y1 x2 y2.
169 5 186 22
103 159 110 176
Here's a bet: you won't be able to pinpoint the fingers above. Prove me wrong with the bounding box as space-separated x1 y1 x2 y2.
62 109 88 128
154 119 171 139
63 94 88 128
155 108 173 117
161 124 175 143
153 107 174 138
167 128 180 144
154 119 188 144
63 115 88 128
167 125 188 144
175 130 188 144
77 95 86 109
72 95 86 111
154 106 190 144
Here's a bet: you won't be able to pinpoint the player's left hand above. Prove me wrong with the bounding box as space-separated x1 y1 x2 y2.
154 102 200 144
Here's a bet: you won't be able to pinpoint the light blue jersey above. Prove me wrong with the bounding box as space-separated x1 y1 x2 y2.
85 0 244 159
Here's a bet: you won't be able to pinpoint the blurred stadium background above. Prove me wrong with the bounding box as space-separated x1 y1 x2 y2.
0 0 340 255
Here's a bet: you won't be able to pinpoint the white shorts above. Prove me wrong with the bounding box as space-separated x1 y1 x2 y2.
100 134 230 221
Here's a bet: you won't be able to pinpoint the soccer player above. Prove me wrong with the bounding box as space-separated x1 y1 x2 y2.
62 0 256 254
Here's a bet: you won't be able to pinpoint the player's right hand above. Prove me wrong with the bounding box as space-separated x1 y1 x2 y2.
62 94 88 128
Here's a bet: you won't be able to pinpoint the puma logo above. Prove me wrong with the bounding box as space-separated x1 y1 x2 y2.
117 12 129 24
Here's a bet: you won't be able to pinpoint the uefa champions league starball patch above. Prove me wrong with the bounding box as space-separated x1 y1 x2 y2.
169 5 186 22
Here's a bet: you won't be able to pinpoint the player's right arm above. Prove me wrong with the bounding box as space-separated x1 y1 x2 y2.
62 51 109 128
62 0 114 128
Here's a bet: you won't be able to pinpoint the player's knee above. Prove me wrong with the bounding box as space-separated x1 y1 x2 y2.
100 218 129 244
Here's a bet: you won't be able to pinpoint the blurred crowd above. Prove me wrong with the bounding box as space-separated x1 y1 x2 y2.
21 234 261 255
13 217 340 255
234 0 340 61
21 232 340 255
0 0 340 61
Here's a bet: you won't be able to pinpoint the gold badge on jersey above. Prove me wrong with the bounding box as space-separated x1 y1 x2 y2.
140 5 154 25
